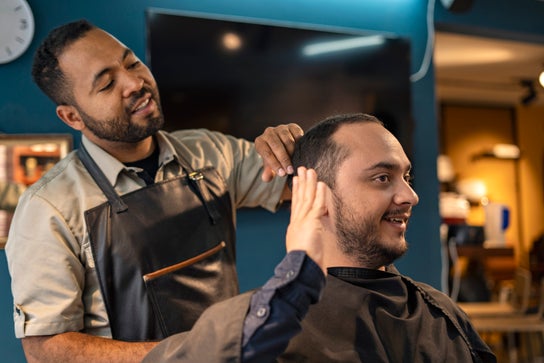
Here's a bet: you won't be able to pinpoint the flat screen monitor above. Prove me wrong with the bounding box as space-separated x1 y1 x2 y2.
146 9 413 154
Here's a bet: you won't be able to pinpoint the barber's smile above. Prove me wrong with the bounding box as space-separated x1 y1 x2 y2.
131 95 154 116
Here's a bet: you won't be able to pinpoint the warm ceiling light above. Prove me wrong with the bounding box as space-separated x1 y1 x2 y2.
539 70 544 88
491 144 520 159
222 32 242 51
472 143 521 160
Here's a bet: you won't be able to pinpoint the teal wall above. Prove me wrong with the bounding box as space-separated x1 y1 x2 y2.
1 0 543 361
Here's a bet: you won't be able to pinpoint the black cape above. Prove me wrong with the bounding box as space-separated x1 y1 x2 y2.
143 266 496 363
279 266 496 362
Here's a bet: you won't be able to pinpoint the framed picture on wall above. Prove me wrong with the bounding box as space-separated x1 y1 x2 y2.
0 134 73 248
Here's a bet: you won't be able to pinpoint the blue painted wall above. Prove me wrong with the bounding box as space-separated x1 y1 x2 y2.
1 0 543 361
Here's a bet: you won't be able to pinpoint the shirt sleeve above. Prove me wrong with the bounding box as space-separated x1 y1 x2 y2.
6 192 86 337
242 251 325 363
169 129 287 212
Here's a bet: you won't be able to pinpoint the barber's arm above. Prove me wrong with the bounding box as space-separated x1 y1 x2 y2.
22 333 157 363
7 193 158 363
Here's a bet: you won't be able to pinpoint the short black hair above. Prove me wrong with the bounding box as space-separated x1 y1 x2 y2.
31 19 96 105
290 113 383 189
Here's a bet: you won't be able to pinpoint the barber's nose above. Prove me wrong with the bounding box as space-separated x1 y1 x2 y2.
122 73 144 98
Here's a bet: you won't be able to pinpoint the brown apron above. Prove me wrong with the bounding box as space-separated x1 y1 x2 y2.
78 144 238 341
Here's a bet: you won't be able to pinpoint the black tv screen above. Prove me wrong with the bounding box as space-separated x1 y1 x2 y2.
146 9 413 154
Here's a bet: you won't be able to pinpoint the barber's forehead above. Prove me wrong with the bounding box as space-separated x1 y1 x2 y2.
59 28 128 77
85 28 126 50
62 28 123 58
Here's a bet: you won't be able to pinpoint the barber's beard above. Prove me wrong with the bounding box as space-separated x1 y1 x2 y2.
333 193 407 269
78 88 164 143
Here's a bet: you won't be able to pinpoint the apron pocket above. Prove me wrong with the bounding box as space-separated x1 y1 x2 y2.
143 240 237 336
143 241 226 282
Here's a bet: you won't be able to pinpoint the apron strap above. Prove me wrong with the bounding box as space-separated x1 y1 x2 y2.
77 144 128 214
78 140 221 223
164 135 223 225
188 170 221 224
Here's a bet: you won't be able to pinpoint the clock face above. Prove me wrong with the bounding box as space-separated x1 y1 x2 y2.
0 0 35 64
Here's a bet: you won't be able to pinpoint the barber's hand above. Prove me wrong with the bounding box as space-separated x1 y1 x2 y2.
254 123 304 182
286 167 330 275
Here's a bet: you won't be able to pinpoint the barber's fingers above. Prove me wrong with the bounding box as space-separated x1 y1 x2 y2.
260 166 276 183
255 123 303 181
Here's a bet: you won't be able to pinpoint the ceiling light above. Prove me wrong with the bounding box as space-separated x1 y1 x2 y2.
472 143 520 160
222 32 242 51
491 144 520 159
539 70 544 88
302 35 385 57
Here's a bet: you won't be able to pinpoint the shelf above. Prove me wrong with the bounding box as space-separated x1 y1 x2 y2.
456 245 515 259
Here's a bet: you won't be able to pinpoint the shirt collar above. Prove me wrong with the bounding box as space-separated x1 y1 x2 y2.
81 135 126 187
328 264 398 280
80 131 177 187
154 130 177 166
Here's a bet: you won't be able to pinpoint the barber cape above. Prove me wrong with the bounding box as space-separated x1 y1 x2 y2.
143 266 496 363
279 266 496 363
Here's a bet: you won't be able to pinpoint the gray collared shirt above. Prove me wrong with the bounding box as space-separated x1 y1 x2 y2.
6 128 286 338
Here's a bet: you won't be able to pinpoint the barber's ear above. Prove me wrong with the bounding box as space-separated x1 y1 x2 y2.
56 105 85 131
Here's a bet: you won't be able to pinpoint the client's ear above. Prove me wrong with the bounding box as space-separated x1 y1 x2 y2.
324 183 334 219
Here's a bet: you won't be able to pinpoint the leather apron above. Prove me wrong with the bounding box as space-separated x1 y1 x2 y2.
78 144 238 341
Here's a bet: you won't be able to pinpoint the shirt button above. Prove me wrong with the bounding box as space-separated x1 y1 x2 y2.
256 307 267 317
286 270 295 279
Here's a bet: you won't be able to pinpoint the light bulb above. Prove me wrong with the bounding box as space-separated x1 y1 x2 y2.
539 70 544 88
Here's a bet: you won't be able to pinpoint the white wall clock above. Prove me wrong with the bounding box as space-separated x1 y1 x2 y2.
0 0 35 64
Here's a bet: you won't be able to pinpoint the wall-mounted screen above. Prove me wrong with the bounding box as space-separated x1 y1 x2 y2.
146 9 413 154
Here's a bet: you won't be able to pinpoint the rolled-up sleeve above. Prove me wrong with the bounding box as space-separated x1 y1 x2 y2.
6 193 86 337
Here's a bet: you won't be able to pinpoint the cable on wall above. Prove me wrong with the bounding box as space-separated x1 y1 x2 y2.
410 0 436 83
